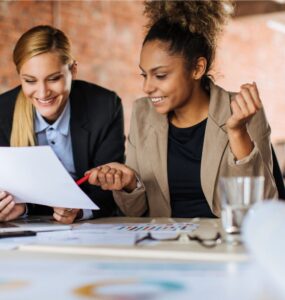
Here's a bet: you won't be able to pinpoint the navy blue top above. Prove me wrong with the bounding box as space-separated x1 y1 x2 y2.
167 118 215 218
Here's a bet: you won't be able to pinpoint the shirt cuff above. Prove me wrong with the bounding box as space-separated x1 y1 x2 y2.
79 209 93 220
19 204 28 219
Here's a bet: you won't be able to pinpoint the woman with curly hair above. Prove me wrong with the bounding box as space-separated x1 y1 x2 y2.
87 0 277 218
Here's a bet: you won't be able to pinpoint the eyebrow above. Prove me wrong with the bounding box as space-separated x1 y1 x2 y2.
139 65 169 73
21 71 62 78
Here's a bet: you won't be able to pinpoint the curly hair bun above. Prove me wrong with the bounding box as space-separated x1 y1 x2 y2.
144 0 234 49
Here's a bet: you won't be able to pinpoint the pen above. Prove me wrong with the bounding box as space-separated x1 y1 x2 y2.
76 174 90 185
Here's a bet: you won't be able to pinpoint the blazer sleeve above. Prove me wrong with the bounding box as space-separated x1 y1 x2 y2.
82 93 126 218
0 126 10 146
0 88 18 147
94 95 125 165
0 110 10 146
113 103 149 217
225 107 277 199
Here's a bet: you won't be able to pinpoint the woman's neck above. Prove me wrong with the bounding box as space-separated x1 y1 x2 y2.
170 86 210 128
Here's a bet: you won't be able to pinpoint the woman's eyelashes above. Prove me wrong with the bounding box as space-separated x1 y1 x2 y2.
140 73 167 80
23 79 36 84
48 75 62 82
23 75 62 84
155 74 167 80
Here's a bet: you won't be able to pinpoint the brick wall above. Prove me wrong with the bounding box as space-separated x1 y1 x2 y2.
0 0 145 130
0 1 53 89
215 12 285 143
0 1 284 147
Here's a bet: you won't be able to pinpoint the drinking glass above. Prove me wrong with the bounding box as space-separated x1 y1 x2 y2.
219 176 264 243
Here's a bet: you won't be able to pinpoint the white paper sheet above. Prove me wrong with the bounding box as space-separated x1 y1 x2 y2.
75 222 199 232
73 223 199 245
0 230 136 247
0 146 98 209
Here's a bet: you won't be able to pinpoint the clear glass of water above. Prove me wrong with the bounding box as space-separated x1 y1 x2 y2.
219 176 264 244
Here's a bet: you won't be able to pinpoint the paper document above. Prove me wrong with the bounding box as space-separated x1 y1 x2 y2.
0 259 266 300
76 222 199 232
0 230 136 248
0 219 72 233
0 146 98 209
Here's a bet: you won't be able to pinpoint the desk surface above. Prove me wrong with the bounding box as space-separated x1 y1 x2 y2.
87 217 247 261
0 217 281 300
17 217 247 261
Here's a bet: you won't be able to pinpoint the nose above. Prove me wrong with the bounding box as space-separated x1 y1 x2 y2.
143 77 156 95
36 82 50 99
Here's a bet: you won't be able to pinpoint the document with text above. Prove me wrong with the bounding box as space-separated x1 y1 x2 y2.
0 146 98 210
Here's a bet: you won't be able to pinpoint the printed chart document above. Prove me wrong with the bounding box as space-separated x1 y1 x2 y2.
0 146 98 209
0 258 267 300
76 222 199 233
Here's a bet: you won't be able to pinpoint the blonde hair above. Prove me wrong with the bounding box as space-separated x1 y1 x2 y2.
11 25 74 146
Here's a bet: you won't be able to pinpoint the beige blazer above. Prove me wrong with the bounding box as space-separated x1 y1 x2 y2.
114 82 278 217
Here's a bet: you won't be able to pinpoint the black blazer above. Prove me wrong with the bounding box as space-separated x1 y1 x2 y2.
0 80 125 217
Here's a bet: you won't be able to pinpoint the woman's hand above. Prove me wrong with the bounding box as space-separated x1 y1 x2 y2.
87 162 137 192
53 207 81 224
226 82 262 160
0 191 26 222
226 82 262 132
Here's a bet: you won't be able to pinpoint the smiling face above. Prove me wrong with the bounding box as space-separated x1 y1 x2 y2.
139 40 196 115
19 51 76 122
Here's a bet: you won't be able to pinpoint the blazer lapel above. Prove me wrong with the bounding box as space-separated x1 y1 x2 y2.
145 109 170 205
69 83 90 177
143 83 232 211
201 83 232 210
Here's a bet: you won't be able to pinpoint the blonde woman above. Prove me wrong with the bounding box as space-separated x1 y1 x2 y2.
87 1 277 218
0 25 125 223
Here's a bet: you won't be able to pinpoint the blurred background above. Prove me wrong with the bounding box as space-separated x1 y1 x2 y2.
1 0 285 172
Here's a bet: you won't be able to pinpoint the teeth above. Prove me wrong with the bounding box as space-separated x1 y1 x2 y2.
37 97 55 104
150 96 165 103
